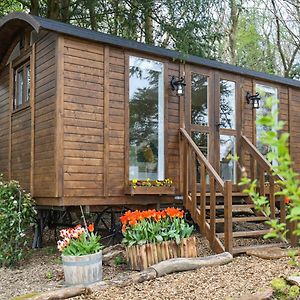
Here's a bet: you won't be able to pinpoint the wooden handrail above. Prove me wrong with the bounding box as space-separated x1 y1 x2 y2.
241 135 283 182
180 128 225 190
241 134 285 222
180 128 232 253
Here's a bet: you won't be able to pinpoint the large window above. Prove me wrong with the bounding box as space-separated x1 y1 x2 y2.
14 62 30 110
256 84 278 159
129 56 164 180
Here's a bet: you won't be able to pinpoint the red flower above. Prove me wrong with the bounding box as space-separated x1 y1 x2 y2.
284 196 290 204
88 223 94 232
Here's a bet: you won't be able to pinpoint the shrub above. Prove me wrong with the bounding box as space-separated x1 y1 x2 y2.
0 175 36 266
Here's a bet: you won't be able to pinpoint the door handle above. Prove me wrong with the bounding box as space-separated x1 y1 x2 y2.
216 123 222 128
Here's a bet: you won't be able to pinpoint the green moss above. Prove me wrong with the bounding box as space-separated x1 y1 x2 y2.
288 285 300 299
11 292 40 300
271 278 288 293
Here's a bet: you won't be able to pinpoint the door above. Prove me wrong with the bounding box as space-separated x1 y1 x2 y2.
186 67 240 183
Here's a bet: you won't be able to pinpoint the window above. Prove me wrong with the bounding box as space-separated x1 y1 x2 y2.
256 84 278 159
129 56 164 180
14 62 30 110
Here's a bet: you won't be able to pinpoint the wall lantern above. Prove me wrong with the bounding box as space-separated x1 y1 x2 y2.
246 91 261 109
170 76 186 96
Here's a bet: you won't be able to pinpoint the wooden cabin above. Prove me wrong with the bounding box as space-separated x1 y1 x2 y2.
1 12 300 253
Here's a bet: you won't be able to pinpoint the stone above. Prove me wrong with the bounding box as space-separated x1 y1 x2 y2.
287 276 300 286
246 247 298 260
234 288 274 300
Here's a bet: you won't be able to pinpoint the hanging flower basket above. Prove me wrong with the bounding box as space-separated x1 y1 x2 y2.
120 208 197 270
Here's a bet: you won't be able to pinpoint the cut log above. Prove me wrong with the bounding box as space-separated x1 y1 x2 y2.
34 286 91 300
287 276 300 287
109 252 233 287
150 252 233 277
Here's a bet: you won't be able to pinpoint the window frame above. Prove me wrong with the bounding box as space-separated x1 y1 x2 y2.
128 55 165 181
13 60 31 112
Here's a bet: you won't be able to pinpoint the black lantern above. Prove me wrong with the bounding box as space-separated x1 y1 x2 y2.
246 91 261 109
170 76 186 96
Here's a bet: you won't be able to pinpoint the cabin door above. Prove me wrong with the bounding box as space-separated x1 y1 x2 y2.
186 67 240 183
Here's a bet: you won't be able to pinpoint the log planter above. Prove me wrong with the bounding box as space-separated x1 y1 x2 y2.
125 186 175 195
126 236 197 271
62 251 103 286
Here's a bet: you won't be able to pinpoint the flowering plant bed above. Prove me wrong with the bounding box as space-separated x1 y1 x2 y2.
125 178 175 195
120 208 196 270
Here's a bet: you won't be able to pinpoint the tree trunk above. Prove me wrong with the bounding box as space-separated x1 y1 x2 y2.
143 1 154 44
228 0 239 65
47 0 60 20
30 0 39 15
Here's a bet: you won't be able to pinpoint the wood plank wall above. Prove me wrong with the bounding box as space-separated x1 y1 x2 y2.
11 108 31 191
63 37 104 198
0 66 9 178
290 88 300 174
34 32 57 197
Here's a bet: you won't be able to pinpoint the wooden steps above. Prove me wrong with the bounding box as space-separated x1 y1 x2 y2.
208 216 268 223
197 192 248 197
217 229 270 239
232 243 288 255
205 204 256 210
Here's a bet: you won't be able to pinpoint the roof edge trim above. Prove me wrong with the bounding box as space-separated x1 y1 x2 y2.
0 12 41 33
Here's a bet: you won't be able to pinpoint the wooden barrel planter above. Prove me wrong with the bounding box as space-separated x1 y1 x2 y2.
126 236 197 270
62 251 102 286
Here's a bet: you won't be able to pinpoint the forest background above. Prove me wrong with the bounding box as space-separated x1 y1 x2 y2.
1 0 299 79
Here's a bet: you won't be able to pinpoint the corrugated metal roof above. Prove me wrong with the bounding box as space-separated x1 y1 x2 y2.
1 12 300 89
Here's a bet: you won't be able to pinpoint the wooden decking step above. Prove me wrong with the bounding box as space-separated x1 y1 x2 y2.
217 229 270 238
233 243 288 255
204 204 256 210
208 216 268 223
196 192 248 197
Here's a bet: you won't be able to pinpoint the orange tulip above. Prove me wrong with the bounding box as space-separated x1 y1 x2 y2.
88 223 94 232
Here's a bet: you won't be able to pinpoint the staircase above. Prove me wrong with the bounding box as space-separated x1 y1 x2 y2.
179 128 291 255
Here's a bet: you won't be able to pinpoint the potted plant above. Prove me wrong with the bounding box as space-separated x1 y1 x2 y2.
120 207 196 270
57 223 103 286
125 178 176 195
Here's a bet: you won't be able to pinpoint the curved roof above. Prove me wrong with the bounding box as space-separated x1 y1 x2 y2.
1 12 300 88
0 13 41 63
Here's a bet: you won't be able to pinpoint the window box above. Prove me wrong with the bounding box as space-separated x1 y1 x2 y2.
125 185 175 195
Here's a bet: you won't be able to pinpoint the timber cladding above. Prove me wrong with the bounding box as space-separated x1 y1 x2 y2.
1 13 300 208
0 66 9 178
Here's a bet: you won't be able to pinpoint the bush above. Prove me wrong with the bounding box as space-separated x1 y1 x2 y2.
0 175 36 266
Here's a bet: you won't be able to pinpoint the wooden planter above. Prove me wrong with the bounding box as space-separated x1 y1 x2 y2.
126 236 197 270
125 186 175 195
62 251 102 286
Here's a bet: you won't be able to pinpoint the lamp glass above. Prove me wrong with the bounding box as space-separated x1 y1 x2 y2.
177 85 183 95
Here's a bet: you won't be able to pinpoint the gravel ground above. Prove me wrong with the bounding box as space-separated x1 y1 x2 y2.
0 235 297 300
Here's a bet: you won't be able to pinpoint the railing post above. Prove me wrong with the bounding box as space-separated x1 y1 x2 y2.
269 176 275 219
224 181 233 254
200 164 206 234
183 141 188 209
191 152 197 219
209 177 216 249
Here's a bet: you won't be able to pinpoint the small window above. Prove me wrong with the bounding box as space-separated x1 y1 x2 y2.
14 62 30 110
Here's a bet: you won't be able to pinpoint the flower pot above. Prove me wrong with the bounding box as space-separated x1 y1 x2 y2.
125 186 175 195
62 251 102 286
126 236 197 270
